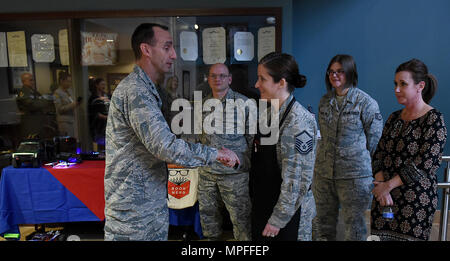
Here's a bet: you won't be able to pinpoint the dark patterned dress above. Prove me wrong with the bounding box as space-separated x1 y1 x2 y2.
371 109 447 241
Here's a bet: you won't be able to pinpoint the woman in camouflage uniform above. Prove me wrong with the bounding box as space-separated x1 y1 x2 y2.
250 52 318 241
313 54 383 241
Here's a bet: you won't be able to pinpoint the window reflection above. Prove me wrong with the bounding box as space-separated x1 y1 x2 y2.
0 20 69 152
0 13 278 159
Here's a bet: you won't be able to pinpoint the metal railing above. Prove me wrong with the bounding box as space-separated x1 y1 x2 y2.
438 156 450 241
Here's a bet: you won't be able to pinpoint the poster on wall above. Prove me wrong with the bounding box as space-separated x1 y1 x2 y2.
58 29 70 66
81 32 118 66
31 34 55 63
180 31 198 61
0 32 8 67
106 73 128 95
234 32 254 61
202 27 226 65
7 31 28 67
257 26 275 62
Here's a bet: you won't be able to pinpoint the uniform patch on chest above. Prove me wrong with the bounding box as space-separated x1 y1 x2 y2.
295 131 313 154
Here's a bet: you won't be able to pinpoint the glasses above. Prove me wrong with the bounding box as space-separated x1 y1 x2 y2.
169 169 189 176
327 70 345 76
208 74 229 80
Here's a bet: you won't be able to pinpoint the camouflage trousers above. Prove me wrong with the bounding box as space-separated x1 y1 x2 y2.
104 197 169 241
312 175 373 241
198 171 251 241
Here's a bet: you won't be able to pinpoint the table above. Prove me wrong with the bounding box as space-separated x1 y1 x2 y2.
0 161 202 239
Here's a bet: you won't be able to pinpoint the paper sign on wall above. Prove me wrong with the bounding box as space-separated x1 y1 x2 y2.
81 32 118 66
7 31 28 67
234 32 254 61
258 26 276 62
0 32 8 67
58 29 70 66
31 34 55 63
202 27 226 65
180 31 198 61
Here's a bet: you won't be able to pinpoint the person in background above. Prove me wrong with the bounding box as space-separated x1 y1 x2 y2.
197 63 253 241
155 82 172 124
16 72 57 139
165 75 180 100
104 23 240 241
88 77 110 149
54 72 80 137
313 54 383 241
196 73 212 100
157 75 180 124
250 52 317 241
371 58 447 241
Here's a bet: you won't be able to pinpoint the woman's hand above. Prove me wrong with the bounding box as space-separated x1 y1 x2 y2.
262 223 280 238
372 175 403 206
374 190 394 207
372 181 393 206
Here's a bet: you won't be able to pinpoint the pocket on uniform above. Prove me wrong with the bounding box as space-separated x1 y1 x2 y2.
352 177 374 199
341 111 359 126
106 196 134 211
319 111 332 126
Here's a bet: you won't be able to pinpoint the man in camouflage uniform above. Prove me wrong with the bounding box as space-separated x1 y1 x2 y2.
104 23 239 241
197 63 253 241
16 72 57 139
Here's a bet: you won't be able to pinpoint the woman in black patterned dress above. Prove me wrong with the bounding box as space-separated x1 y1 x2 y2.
370 59 447 241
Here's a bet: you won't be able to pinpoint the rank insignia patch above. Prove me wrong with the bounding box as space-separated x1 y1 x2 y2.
295 131 313 154
375 113 382 120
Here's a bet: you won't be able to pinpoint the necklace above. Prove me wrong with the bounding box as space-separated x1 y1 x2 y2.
401 103 431 121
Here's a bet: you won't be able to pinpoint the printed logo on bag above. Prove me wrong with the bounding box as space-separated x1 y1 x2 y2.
295 131 313 154
168 169 191 199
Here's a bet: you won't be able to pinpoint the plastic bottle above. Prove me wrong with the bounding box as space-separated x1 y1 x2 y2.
382 206 394 221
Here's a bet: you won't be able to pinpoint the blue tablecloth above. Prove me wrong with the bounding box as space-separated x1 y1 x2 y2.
169 202 203 239
0 165 203 239
0 166 99 237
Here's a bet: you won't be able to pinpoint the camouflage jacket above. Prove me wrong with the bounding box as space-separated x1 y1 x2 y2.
53 87 75 122
268 94 318 229
315 87 383 179
17 86 53 115
104 65 217 240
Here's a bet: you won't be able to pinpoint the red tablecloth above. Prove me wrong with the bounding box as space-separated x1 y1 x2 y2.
44 161 105 220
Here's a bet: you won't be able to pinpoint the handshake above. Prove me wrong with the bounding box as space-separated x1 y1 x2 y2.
216 147 240 168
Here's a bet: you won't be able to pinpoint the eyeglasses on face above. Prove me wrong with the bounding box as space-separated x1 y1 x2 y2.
208 74 229 80
327 70 345 76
